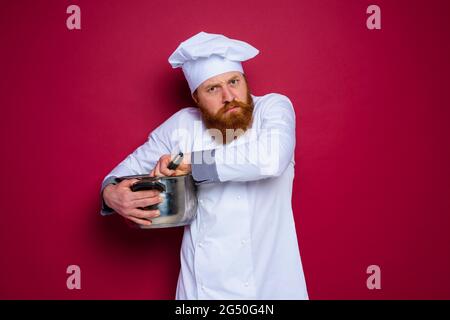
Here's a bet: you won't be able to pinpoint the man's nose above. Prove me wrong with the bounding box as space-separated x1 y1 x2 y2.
222 86 235 104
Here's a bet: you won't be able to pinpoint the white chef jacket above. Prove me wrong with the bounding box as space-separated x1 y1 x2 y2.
101 93 308 300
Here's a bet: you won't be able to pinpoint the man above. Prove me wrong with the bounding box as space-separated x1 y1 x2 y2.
100 32 308 299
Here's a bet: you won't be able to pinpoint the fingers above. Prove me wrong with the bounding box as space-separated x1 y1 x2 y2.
129 189 161 200
130 208 160 219
159 159 176 176
153 162 162 177
155 159 168 177
152 155 176 177
119 178 139 188
127 216 152 226
132 195 163 208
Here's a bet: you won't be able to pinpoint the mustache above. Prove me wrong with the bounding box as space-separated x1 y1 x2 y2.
218 99 252 115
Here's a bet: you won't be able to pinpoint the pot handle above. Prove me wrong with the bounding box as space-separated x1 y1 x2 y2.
130 179 166 193
130 179 166 211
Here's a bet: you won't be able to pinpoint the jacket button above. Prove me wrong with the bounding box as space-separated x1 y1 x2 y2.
244 282 249 287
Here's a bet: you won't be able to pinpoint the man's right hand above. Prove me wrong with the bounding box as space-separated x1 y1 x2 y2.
102 178 162 226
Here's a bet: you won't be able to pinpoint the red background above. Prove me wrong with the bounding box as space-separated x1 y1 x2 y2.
1 0 449 299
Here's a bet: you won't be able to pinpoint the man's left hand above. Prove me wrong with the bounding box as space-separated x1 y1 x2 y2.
150 153 192 177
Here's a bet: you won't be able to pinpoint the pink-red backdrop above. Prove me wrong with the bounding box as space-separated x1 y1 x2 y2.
1 0 449 299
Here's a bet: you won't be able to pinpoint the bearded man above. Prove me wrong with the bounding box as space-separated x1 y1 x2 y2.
100 32 308 300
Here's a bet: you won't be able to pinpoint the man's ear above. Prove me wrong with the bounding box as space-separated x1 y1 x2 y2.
191 91 199 105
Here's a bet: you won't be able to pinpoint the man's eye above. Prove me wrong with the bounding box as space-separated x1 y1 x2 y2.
208 86 217 93
230 79 239 85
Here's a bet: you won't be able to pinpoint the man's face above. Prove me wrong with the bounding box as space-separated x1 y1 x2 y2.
193 71 254 144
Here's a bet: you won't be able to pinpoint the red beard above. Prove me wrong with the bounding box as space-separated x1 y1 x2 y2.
199 92 254 144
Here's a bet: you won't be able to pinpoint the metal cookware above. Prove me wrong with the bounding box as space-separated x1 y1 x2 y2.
116 173 198 229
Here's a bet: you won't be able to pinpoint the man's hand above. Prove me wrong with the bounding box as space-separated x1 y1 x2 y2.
102 179 163 226
150 153 191 177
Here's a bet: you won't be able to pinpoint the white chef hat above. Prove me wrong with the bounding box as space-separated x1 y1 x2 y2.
168 32 259 93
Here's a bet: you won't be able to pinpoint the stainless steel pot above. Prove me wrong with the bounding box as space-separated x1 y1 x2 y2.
116 174 198 229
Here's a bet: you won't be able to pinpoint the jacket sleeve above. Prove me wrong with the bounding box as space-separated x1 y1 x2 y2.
194 94 296 183
99 131 170 215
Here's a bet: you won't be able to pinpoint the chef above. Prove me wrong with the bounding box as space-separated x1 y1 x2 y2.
100 31 308 300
